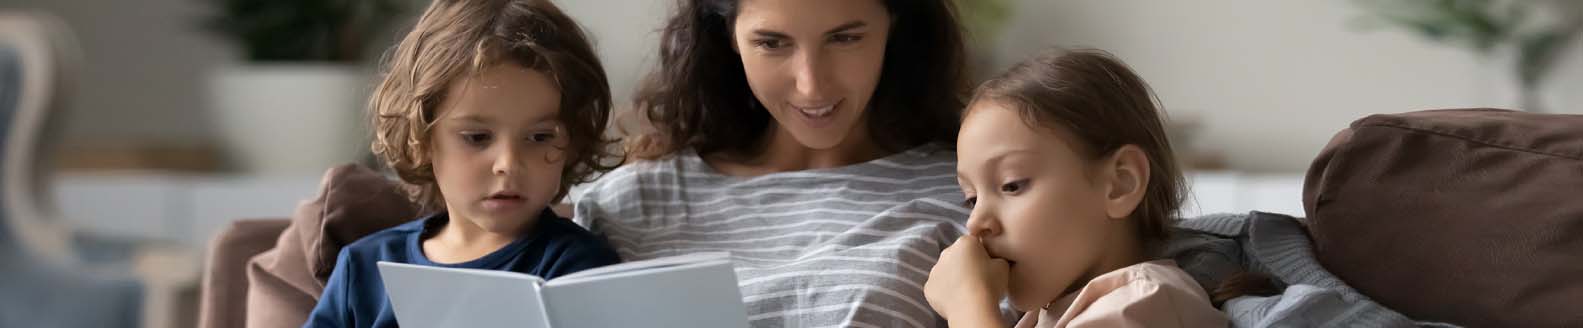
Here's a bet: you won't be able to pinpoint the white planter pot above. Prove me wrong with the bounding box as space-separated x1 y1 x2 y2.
209 64 370 175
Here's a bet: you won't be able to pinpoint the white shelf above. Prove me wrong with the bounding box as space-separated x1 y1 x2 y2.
1180 171 1307 218
52 170 1308 251
52 172 324 248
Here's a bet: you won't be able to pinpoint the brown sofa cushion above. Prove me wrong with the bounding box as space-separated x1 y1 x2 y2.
199 218 290 328
243 163 420 328
1303 108 1583 327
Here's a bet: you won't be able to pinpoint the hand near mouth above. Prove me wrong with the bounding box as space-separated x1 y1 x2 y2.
925 236 1011 326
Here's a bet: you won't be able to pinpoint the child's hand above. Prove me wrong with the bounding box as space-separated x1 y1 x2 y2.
925 236 1009 325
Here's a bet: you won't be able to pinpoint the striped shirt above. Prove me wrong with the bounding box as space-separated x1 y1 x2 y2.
572 145 970 328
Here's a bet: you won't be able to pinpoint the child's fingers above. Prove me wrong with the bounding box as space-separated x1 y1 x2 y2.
986 258 1010 275
953 236 978 247
950 236 985 253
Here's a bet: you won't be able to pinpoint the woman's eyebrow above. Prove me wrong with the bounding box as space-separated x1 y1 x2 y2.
750 29 789 39
825 21 866 35
749 20 867 39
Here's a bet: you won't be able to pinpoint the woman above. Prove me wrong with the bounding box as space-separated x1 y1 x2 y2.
574 0 972 326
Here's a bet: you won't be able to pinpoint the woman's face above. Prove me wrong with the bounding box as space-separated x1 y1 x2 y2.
731 0 891 150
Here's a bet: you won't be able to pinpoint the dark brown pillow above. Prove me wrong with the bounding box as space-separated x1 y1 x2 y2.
244 163 421 328
297 163 423 281
1303 108 1583 327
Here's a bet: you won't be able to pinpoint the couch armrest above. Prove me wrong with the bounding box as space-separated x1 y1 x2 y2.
198 218 290 328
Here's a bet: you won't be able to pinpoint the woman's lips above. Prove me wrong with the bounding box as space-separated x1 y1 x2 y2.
797 104 834 117
791 101 841 128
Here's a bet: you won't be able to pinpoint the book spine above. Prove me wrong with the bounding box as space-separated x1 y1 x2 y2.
533 283 555 328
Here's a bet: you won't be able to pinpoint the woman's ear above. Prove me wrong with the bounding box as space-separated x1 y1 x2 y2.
1102 145 1150 220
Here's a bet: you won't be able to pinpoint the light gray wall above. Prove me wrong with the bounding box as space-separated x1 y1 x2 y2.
13 0 1582 172
988 0 1583 171
558 0 668 113
13 0 233 148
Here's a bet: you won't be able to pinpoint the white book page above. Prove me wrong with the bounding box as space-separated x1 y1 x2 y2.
540 259 749 328
377 262 553 328
550 251 732 282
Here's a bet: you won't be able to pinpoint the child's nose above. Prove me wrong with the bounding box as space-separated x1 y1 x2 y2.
492 143 523 176
966 210 1002 238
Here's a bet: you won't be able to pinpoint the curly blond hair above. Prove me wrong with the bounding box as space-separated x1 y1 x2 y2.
368 0 619 213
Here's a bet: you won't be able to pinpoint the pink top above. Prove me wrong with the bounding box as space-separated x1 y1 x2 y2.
1014 260 1227 328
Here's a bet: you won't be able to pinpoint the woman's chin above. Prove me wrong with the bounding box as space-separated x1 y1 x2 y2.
786 127 855 151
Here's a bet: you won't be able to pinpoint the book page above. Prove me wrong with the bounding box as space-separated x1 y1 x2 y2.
550 251 731 282
377 262 553 328
540 256 749 328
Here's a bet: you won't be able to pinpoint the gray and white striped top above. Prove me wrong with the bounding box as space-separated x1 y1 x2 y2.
572 145 970 328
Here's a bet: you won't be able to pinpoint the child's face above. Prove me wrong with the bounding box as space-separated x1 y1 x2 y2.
955 101 1115 312
430 63 567 234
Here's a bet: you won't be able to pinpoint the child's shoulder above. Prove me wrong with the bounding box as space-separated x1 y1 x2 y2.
534 212 619 258
1113 260 1199 286
337 215 432 260
537 212 606 244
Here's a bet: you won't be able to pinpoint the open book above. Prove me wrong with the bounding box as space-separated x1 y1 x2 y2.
377 252 749 328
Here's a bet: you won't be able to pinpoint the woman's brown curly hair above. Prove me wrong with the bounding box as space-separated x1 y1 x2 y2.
626 0 970 160
368 0 619 213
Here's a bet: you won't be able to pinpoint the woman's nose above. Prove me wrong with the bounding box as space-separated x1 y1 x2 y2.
792 48 828 99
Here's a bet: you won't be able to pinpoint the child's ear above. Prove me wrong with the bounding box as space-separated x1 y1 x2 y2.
1101 145 1150 220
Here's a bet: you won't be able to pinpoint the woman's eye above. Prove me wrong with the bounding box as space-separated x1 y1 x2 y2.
1000 179 1028 194
962 197 977 209
460 132 492 146
753 39 787 50
829 33 862 44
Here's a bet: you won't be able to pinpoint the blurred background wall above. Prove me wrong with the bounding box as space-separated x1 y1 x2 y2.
9 0 1580 173
1 0 1578 327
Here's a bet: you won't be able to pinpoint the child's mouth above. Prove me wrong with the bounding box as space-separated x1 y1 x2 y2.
990 254 1017 268
482 192 525 211
488 192 522 200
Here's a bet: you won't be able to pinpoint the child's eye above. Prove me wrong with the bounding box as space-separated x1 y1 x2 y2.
999 179 1029 194
962 197 977 209
460 132 492 146
527 131 558 143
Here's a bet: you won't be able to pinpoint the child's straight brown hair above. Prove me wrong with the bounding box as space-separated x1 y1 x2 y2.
970 48 1184 245
368 0 618 212
974 48 1278 304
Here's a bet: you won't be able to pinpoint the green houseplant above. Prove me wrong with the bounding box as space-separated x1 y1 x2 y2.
198 0 410 175
201 0 408 62
957 0 1014 80
1353 0 1582 112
